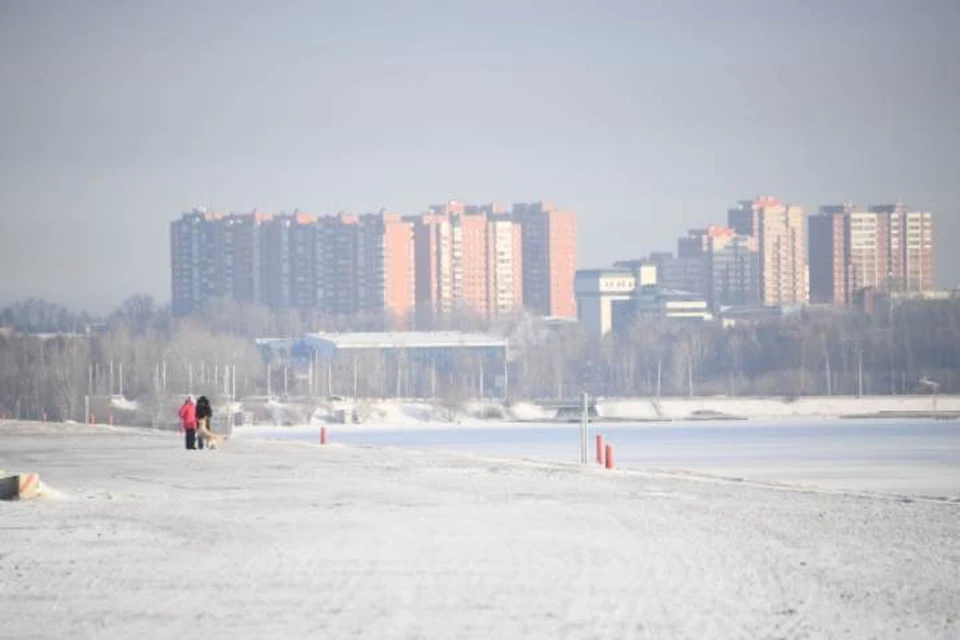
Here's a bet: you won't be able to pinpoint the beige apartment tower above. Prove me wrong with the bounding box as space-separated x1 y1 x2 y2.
809 203 934 305
411 201 523 322
728 198 808 306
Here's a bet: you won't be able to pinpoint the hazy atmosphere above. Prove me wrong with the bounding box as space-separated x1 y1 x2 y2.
1 0 959 313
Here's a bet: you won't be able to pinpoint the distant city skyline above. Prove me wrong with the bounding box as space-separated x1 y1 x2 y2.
2 1 958 313
169 200 575 324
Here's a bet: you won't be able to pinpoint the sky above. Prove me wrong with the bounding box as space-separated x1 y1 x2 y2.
1 0 958 314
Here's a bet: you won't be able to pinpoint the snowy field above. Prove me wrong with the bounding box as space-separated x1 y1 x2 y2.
244 419 960 498
2 422 959 639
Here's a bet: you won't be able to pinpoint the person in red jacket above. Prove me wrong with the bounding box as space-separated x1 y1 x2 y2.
178 396 198 450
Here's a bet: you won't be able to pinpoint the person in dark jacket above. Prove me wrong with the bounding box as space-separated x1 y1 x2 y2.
195 395 212 450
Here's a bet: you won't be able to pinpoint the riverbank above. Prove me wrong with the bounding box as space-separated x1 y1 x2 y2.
2 422 958 638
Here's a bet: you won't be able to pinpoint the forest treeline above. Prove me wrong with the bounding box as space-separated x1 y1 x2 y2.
1 295 958 422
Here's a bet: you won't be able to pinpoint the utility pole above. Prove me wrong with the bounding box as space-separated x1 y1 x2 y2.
579 391 589 464
857 347 864 397
656 356 662 399
327 359 333 397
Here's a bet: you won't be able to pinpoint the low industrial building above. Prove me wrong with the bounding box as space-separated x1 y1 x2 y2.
615 285 713 326
575 266 656 337
258 331 509 399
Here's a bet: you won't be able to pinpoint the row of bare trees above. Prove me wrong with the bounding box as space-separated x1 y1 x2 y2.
1 295 958 422
524 300 960 399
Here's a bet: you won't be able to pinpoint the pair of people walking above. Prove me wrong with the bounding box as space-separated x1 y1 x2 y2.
178 395 213 450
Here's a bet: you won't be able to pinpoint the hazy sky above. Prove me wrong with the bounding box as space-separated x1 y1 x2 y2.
1 0 958 314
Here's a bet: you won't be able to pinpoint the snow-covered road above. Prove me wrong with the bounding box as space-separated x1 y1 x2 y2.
1 422 958 639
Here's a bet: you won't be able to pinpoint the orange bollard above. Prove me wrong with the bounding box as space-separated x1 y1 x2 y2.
89 411 96 425
108 412 113 426
596 434 604 465
605 445 614 470
320 426 327 445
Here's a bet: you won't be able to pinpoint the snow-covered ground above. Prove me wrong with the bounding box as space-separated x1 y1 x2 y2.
1 422 958 639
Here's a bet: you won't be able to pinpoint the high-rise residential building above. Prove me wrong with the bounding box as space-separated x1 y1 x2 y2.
808 205 853 304
728 198 808 306
727 196 779 238
316 213 359 316
314 212 414 322
811 204 888 305
647 251 709 299
677 228 711 259
357 212 414 322
411 202 523 321
511 201 577 318
809 203 934 305
222 212 271 305
171 199 566 322
669 226 760 309
288 213 317 310
170 208 225 316
870 204 935 294
486 217 523 317
846 211 888 295
411 213 453 317
262 212 316 310
452 210 489 317
706 227 760 309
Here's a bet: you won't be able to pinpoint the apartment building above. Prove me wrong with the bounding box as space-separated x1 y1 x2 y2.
314 212 414 322
411 202 523 321
808 205 852 304
646 251 709 299
706 228 760 308
809 203 934 305
170 208 224 316
728 198 808 306
511 201 577 318
316 214 358 316
222 212 271 305
261 212 316 310
871 204 935 294
357 212 414 322
487 218 523 317
171 200 573 323
411 213 453 317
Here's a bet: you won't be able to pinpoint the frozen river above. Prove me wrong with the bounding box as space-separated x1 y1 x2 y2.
245 419 960 497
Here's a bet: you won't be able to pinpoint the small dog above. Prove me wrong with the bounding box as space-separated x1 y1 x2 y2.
197 420 224 449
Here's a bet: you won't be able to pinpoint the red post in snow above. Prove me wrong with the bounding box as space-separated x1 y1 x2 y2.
605 445 614 470
89 411 96 425
320 426 327 445
108 412 113 426
596 434 604 465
